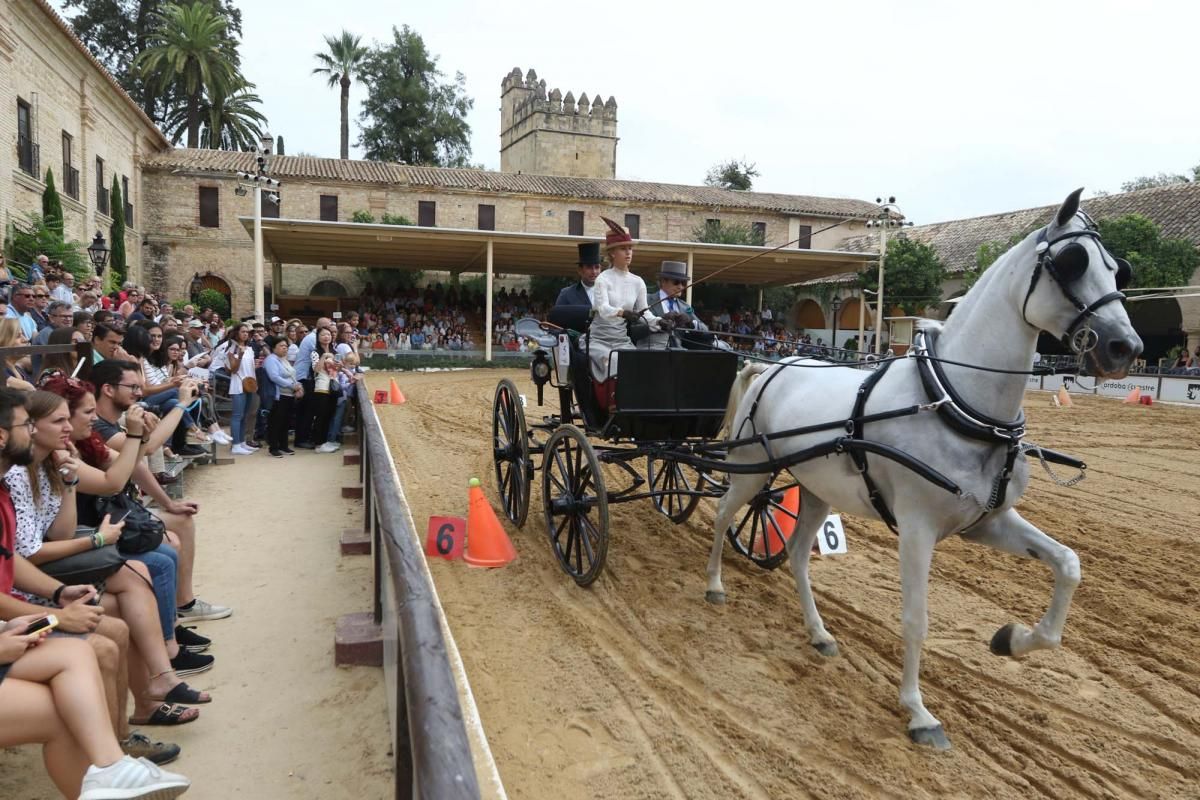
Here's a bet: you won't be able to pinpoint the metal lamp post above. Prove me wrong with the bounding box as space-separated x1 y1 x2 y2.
253 132 272 323
86 231 109 274
830 295 842 359
864 197 914 354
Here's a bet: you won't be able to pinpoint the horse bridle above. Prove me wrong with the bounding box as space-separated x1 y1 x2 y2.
1020 211 1131 355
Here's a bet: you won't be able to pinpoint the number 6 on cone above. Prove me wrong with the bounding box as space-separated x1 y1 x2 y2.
426 516 466 560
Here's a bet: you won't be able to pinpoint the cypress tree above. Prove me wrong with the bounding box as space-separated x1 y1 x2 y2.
109 177 127 285
276 135 285 155
42 168 64 239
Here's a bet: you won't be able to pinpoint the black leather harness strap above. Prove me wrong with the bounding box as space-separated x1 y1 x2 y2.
850 358 900 533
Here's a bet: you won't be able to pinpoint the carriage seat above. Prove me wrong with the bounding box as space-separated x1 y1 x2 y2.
611 349 738 440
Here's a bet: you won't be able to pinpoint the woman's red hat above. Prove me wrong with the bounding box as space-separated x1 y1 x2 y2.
600 216 634 250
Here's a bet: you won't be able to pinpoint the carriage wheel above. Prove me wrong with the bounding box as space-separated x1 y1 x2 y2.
541 425 609 586
492 379 531 527
726 482 800 570
646 456 703 524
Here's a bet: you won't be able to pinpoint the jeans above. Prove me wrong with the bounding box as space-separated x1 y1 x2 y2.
128 543 179 641
143 388 196 430
229 392 252 443
327 395 347 442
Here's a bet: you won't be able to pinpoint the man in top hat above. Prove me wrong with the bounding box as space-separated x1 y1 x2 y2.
556 242 603 307
638 260 711 349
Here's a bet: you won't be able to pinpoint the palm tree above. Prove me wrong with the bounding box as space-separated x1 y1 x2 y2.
161 77 267 150
136 2 238 148
312 30 368 159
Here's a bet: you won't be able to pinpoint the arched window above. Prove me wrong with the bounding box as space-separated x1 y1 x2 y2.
310 280 348 298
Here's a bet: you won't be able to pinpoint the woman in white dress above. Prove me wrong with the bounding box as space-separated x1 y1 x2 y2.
585 217 664 408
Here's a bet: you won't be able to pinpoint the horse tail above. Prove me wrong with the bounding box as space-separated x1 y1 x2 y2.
722 362 770 439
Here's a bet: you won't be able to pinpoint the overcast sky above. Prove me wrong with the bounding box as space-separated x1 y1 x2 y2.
130 0 1200 224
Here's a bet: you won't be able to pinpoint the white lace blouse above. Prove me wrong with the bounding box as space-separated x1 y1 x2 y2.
4 463 62 558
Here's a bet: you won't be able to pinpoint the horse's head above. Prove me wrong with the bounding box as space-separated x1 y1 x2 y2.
1018 188 1143 378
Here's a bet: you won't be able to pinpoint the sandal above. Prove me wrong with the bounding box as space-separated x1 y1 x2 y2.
161 682 212 705
129 702 200 726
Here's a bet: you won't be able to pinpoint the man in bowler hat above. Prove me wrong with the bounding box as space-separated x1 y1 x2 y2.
638 260 714 349
556 242 603 306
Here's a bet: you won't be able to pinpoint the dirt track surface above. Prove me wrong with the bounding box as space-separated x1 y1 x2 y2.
371 370 1200 800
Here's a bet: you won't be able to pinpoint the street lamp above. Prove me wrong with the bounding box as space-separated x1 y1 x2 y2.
864 197 914 354
86 231 109 274
830 295 842 359
252 133 273 322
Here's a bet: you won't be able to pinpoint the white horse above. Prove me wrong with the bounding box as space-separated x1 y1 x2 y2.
707 189 1142 749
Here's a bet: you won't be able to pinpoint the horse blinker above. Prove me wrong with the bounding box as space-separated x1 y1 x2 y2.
1051 242 1089 283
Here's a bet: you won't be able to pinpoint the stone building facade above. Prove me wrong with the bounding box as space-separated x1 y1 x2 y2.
0 0 169 277
500 67 618 179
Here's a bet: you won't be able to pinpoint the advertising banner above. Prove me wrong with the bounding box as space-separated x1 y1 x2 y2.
1042 374 1095 395
1159 377 1200 405
1095 377 1161 398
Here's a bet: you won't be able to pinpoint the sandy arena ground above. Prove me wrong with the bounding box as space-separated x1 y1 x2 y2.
372 370 1200 800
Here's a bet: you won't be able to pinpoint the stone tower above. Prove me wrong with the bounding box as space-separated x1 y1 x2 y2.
499 67 618 179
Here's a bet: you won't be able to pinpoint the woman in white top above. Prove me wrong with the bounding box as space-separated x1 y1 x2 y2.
213 323 257 455
585 217 663 387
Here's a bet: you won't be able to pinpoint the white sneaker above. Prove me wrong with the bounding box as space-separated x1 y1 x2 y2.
230 444 254 456
315 442 339 453
79 755 189 799
177 597 232 622
210 431 232 445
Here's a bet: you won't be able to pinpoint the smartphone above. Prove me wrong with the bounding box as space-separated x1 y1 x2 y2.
25 615 59 635
109 509 131 526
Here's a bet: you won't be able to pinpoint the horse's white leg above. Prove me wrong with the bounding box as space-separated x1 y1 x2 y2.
706 472 767 604
963 508 1081 658
784 487 838 656
897 525 950 749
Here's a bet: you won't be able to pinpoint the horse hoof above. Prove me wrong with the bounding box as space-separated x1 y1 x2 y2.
812 641 839 658
990 623 1019 656
705 590 726 605
909 724 951 750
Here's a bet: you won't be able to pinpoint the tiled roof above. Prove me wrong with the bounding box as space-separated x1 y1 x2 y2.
31 0 169 148
842 182 1200 275
140 148 880 218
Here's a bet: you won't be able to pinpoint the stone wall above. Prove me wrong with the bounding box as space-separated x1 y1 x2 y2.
0 0 167 280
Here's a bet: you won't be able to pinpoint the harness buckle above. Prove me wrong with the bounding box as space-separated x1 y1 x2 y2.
919 397 948 412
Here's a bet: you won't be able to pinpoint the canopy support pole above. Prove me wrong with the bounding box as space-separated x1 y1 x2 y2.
485 239 494 362
686 250 695 305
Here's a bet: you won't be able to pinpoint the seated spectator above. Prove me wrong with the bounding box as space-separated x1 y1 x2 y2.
121 325 205 458
0 318 35 392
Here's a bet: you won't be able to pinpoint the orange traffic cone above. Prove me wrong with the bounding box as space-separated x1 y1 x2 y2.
752 486 813 558
388 378 406 405
463 478 517 568
1057 385 1073 407
1123 387 1141 404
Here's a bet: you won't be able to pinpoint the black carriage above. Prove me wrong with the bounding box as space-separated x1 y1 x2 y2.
491 307 802 586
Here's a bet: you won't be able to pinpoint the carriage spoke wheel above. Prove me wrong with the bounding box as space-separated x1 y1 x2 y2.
726 483 800 570
541 425 609 586
647 456 703 524
492 379 531 527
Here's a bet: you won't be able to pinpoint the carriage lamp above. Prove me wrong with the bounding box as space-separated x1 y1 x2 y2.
531 350 551 405
87 231 109 273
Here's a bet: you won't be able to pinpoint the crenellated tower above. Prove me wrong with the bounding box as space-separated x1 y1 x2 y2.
499 67 618 178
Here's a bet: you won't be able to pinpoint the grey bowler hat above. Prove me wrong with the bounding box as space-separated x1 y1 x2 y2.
658 260 689 280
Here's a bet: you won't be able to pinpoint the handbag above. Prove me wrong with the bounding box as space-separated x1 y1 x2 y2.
39 529 126 585
94 489 166 555
242 376 258 393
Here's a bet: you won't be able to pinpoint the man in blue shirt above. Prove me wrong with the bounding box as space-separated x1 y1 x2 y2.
5 285 38 340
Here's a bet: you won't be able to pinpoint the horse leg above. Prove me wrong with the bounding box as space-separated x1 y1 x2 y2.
706 472 767 604
897 526 950 749
784 487 838 657
963 508 1081 658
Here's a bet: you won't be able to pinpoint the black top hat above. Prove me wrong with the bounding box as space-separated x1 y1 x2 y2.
577 242 602 266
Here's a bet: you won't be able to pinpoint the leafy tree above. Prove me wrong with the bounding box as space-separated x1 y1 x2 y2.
5 214 91 281
690 220 765 246
858 237 946 314
160 76 267 149
62 0 242 121
1121 172 1192 192
350 210 375 223
356 26 473 166
1097 213 1199 289
135 2 240 148
704 159 759 191
194 287 229 318
275 136 284 155
380 213 413 226
109 177 127 285
42 169 64 238
312 30 369 160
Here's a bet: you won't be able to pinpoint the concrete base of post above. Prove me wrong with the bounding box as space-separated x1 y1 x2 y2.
334 612 382 667
340 528 370 556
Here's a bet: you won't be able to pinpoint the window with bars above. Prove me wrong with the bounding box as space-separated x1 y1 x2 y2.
96 157 109 214
123 175 133 225
568 210 584 236
477 204 495 231
418 200 436 227
624 213 640 239
198 186 219 227
796 224 812 249
17 99 37 176
752 221 766 244
319 194 338 221
62 132 79 199
705 218 720 238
